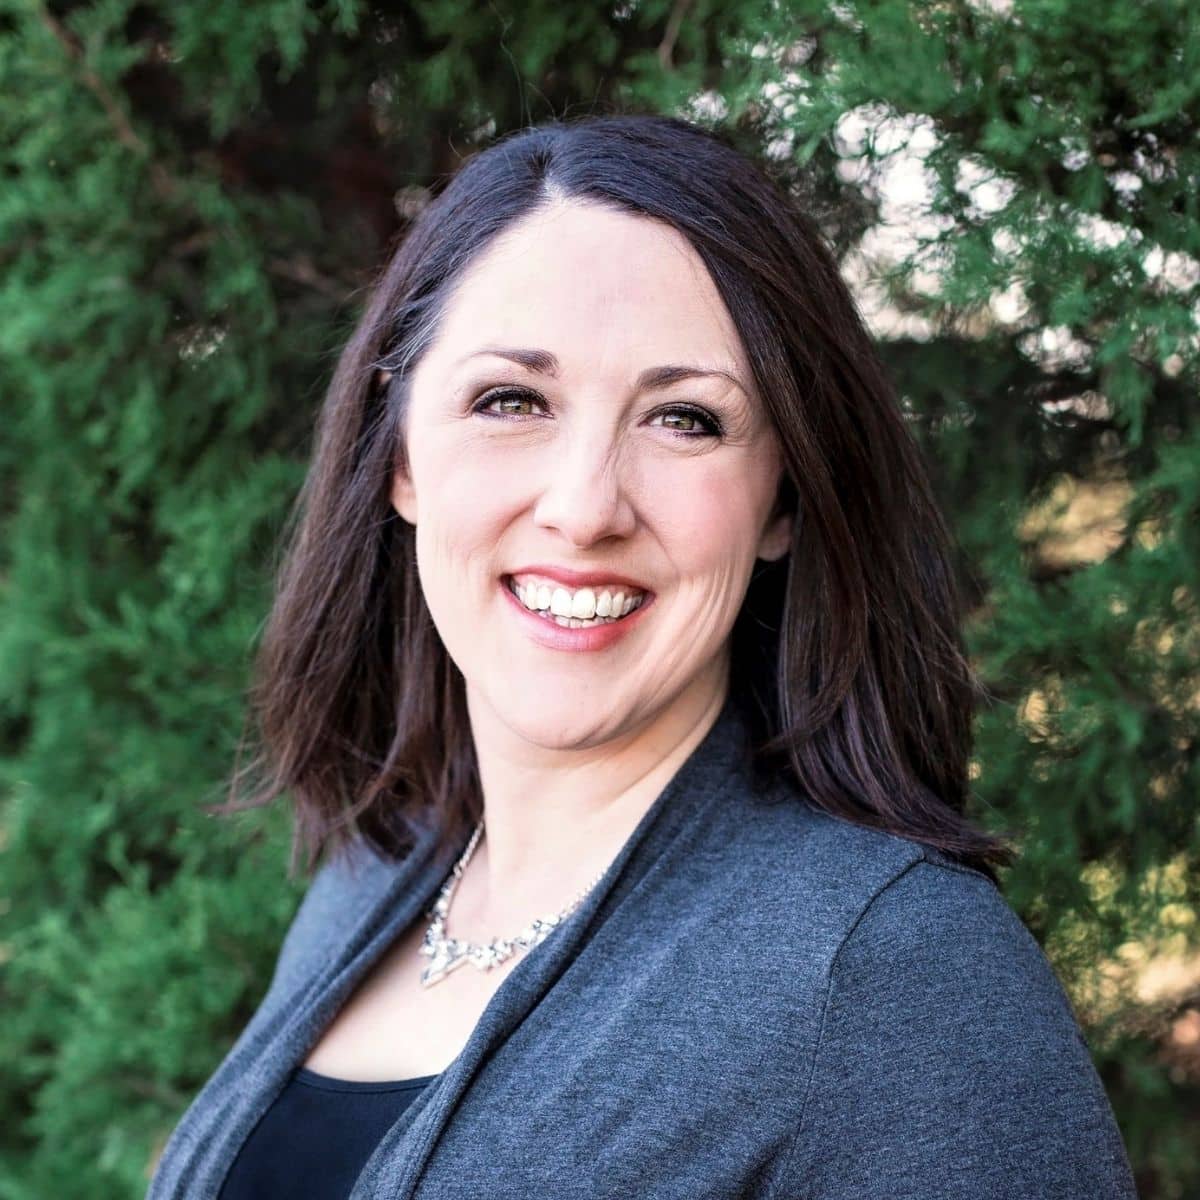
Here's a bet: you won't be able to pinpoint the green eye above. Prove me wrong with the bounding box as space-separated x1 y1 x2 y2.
650 406 723 437
659 412 697 431
473 388 546 417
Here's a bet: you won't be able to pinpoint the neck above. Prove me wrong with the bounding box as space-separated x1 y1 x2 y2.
454 665 729 931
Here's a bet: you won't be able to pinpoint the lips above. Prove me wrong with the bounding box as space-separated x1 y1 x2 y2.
504 563 652 593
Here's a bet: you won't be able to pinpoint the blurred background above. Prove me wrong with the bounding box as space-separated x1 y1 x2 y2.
1 1 1197 1195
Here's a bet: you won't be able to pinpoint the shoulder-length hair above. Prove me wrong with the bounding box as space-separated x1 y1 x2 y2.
213 113 1017 884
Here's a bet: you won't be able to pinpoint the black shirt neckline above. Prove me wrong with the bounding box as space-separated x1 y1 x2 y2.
292 1065 440 1093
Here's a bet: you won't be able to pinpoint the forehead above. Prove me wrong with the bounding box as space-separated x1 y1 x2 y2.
423 200 748 380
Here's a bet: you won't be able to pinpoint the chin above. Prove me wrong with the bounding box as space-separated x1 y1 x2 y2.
517 714 617 751
485 696 634 752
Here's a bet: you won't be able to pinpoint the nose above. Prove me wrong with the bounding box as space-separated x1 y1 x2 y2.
531 426 637 548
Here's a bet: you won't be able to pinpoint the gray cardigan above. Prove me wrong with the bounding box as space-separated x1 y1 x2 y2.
147 697 1138 1199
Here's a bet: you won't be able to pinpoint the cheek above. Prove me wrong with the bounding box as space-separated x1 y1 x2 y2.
412 435 526 544
643 456 766 572
407 440 525 629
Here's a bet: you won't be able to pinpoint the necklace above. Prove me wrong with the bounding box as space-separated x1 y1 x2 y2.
418 820 608 988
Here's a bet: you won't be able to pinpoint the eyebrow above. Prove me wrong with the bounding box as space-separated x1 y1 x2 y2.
455 346 749 396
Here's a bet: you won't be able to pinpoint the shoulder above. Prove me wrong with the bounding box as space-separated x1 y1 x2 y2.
727 776 1064 1016
703 771 1090 1036
777 852 1138 1196
831 852 1050 997
825 853 1080 1048
680 770 1054 1017
705 773 988 958
264 833 419 1000
730 790 1138 1195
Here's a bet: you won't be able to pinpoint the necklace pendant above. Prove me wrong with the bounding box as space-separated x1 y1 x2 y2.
419 938 473 987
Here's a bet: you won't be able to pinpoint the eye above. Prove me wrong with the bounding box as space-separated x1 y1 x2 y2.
648 405 723 438
471 387 547 418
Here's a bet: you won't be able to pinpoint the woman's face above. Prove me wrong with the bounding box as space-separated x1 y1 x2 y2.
392 199 792 752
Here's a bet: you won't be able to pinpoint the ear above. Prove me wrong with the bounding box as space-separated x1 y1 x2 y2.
756 471 796 562
390 461 418 526
756 507 793 562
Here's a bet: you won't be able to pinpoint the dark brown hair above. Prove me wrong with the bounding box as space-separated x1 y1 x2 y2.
212 113 1018 884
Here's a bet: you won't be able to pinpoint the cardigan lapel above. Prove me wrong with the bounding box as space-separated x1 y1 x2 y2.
348 693 754 1200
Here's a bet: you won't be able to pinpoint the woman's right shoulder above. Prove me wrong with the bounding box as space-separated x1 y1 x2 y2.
265 832 427 1001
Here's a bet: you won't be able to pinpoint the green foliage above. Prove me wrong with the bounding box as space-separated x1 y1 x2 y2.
1 1 1195 1195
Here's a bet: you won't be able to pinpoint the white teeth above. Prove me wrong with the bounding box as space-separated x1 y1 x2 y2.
570 588 595 619
509 577 646 624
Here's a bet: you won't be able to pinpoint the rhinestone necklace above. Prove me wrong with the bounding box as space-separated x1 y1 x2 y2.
417 820 608 988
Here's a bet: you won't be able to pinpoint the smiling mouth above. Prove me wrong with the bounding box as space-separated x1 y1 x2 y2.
503 575 648 628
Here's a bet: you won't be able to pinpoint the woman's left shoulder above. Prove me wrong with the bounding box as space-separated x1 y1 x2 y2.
718 778 1078 1026
754 809 1140 1197
831 850 1071 1021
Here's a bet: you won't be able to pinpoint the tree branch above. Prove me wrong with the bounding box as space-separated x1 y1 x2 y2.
38 6 177 201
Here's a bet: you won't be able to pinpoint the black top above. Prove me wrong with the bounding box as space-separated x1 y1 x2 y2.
217 1066 437 1199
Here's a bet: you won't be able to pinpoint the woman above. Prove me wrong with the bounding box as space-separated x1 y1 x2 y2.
147 115 1138 1199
